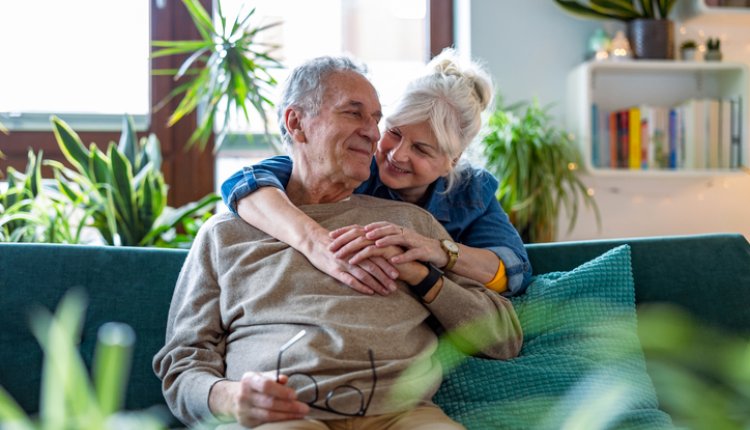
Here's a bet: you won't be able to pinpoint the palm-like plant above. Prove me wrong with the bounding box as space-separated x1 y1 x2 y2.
152 0 283 151
47 116 219 247
482 99 600 243
553 0 676 20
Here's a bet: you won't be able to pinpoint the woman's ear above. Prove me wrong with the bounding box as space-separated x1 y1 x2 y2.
285 107 306 143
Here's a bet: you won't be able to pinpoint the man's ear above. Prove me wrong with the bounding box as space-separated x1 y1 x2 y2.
285 107 306 143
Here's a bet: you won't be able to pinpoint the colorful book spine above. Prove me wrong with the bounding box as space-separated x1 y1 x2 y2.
628 107 641 169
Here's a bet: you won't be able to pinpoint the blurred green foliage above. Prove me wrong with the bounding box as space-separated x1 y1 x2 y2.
638 304 750 429
0 289 166 430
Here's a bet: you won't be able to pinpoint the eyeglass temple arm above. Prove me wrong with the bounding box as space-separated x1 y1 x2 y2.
276 329 307 382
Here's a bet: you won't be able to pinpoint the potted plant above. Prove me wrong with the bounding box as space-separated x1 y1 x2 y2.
704 37 722 61
680 40 697 60
47 116 220 247
481 98 600 243
554 0 678 60
152 0 283 151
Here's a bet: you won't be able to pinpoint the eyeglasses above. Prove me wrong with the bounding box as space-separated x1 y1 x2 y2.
275 330 377 417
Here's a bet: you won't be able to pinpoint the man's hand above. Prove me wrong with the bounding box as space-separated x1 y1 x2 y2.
209 372 310 428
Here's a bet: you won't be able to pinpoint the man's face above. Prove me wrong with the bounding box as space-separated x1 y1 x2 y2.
299 71 382 188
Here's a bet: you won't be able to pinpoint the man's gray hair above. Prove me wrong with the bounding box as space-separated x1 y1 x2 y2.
278 56 369 151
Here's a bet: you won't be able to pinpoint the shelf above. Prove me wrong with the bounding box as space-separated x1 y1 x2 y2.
566 60 748 175
582 167 750 178
675 0 750 24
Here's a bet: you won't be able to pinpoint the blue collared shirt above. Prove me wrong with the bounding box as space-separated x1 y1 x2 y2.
221 155 532 294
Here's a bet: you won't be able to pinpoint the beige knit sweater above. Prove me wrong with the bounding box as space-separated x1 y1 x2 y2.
153 195 522 426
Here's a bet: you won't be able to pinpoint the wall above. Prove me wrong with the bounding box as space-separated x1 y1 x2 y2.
461 0 750 241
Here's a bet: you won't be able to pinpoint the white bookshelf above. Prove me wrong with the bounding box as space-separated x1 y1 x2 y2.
675 0 750 24
566 60 749 176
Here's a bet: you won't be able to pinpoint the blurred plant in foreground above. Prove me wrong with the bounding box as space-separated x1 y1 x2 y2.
638 303 750 430
0 289 166 430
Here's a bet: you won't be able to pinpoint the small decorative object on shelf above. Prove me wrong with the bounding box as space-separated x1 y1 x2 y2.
611 31 633 60
680 40 697 60
553 0 676 60
587 28 611 61
704 38 723 61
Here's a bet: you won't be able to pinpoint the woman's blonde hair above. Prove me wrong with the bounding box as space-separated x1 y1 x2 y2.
385 48 494 191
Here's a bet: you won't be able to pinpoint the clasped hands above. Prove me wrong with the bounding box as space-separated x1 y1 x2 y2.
306 221 447 295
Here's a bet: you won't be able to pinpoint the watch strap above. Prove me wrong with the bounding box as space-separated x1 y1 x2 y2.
408 263 443 299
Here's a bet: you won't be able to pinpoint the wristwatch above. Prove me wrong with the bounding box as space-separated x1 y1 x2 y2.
440 239 459 271
408 263 443 299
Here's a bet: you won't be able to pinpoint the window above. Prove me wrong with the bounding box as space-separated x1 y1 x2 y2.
1 0 451 207
0 0 150 131
215 0 433 197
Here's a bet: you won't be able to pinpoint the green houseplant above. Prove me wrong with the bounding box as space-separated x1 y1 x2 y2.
554 0 678 59
705 37 722 61
0 150 86 244
152 0 283 151
680 39 697 60
482 99 599 243
47 116 219 247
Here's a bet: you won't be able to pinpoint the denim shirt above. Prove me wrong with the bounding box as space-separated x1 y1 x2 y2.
221 155 532 295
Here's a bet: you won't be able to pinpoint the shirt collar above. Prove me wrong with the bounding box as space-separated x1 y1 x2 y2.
422 177 451 223
370 175 451 223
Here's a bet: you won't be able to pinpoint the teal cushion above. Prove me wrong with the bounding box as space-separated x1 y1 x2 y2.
434 245 674 429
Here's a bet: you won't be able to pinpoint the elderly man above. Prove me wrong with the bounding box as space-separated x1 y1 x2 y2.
153 56 522 430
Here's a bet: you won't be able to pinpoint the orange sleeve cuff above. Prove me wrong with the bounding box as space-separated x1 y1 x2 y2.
485 259 508 293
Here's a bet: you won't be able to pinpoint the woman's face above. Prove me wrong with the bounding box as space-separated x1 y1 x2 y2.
374 121 452 204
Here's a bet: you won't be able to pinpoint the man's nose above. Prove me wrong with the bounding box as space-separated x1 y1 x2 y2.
360 116 381 143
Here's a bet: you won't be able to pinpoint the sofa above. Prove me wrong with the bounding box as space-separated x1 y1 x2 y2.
1 233 749 428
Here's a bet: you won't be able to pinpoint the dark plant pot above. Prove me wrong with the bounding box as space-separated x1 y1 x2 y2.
627 19 674 60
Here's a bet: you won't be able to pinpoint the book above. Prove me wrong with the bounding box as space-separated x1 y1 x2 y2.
730 96 743 169
706 98 721 169
681 99 706 169
668 108 678 169
629 107 641 170
719 99 732 169
591 104 600 167
609 111 618 168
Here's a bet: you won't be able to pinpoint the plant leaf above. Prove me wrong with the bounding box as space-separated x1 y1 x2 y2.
118 116 138 169
108 144 137 244
51 116 90 175
141 193 219 245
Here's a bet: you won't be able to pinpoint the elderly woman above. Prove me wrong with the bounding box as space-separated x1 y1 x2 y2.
221 48 531 296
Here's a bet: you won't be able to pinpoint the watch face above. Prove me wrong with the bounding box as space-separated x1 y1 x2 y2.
443 240 459 253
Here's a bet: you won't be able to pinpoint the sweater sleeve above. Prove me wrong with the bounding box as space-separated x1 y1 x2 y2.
152 221 227 425
423 219 523 360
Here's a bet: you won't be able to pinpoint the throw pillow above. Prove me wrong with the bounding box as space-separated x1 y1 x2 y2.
433 245 674 429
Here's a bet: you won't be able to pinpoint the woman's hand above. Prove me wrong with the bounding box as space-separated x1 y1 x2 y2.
305 226 398 295
339 221 449 269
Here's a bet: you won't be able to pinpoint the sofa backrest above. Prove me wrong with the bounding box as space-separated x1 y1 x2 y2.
526 233 750 334
1 233 748 417
0 243 188 416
